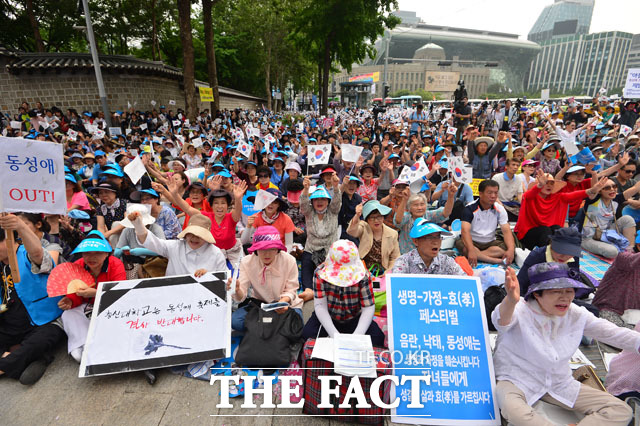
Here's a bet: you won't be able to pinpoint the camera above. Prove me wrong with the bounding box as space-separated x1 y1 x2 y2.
453 80 467 107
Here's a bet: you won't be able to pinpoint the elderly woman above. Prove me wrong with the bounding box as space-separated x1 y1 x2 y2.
91 182 127 247
229 226 303 331
581 178 636 259
57 232 126 362
493 263 639 426
299 174 342 300
393 184 456 254
347 200 400 277
242 188 295 253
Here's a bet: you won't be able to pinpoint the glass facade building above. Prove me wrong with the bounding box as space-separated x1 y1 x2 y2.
527 31 633 94
528 0 595 43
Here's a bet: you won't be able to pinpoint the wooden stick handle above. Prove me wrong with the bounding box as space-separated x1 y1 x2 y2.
3 220 20 283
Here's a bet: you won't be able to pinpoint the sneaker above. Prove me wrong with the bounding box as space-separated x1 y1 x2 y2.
19 359 48 385
70 347 83 363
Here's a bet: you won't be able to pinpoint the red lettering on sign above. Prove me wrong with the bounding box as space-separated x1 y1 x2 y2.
7 188 55 203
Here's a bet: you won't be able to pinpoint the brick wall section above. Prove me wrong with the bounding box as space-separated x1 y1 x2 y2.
0 59 262 115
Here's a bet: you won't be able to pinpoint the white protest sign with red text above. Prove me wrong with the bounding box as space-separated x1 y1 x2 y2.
0 137 66 215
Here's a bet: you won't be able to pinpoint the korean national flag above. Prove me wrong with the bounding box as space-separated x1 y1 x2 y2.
308 144 332 166
398 157 429 183
236 139 252 159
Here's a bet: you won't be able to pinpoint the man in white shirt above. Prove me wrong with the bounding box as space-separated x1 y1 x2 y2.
492 158 524 221
455 179 515 266
547 116 597 155
131 213 228 276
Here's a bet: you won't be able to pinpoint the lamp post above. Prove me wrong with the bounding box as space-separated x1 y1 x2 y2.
81 0 111 127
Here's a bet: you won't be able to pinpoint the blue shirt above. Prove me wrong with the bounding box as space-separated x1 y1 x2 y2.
434 182 474 208
409 111 427 133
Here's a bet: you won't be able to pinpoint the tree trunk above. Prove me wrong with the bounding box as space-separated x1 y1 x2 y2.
265 45 272 111
25 0 45 52
202 0 220 113
177 0 197 120
151 0 158 61
321 33 333 116
317 60 323 113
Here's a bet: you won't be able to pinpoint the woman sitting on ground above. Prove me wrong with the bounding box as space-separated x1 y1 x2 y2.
493 262 639 426
154 178 247 265
299 175 342 301
58 231 126 362
347 200 400 277
581 178 637 259
229 226 303 331
393 184 456 254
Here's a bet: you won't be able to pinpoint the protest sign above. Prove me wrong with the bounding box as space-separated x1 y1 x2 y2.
80 272 230 377
123 155 147 185
172 120 181 127
322 117 334 129
199 87 214 102
139 123 148 130
623 68 640 98
252 189 278 211
0 137 66 215
169 99 176 105
40 120 50 130
67 129 78 141
446 126 457 136
191 137 203 148
386 274 500 425
10 121 22 130
469 178 484 196
340 144 364 163
109 127 122 136
620 125 632 138
308 144 332 166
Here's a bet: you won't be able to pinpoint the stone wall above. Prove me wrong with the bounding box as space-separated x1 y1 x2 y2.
0 56 263 115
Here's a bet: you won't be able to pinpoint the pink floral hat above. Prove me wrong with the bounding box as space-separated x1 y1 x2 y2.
248 225 287 253
317 240 367 287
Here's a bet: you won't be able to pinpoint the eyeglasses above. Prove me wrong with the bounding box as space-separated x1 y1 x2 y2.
623 169 636 174
418 234 443 241
367 215 384 222
258 174 270 178
601 185 616 191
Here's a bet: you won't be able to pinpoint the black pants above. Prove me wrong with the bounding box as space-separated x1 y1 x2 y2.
0 322 65 379
520 225 561 250
302 311 385 348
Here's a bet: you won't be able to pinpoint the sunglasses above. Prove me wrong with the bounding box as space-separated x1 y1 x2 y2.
601 185 616 191
258 174 270 178
623 169 636 174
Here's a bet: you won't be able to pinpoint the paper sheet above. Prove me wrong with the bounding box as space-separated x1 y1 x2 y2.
311 337 334 363
333 334 376 378
570 348 595 370
602 352 619 372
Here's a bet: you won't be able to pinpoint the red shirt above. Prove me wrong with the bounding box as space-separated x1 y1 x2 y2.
514 185 588 239
68 256 126 308
559 178 591 217
175 198 213 230
252 212 295 245
201 212 238 250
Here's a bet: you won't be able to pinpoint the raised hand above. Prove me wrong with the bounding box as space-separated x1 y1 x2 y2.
447 182 459 197
303 176 311 190
233 180 247 200
355 203 364 217
504 267 520 304
209 174 223 191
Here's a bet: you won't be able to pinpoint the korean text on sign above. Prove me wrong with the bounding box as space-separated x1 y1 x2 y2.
386 274 500 425
0 137 66 215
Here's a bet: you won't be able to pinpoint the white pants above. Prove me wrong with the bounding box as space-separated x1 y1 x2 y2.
62 303 91 353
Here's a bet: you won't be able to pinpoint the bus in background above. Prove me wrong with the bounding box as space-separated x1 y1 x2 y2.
372 98 394 106
400 95 422 107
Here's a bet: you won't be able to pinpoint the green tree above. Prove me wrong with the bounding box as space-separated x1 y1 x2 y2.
292 0 400 114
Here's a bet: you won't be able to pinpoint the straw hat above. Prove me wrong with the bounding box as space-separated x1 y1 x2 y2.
177 214 215 244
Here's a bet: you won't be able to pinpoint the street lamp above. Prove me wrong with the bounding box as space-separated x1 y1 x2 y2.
80 0 111 127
